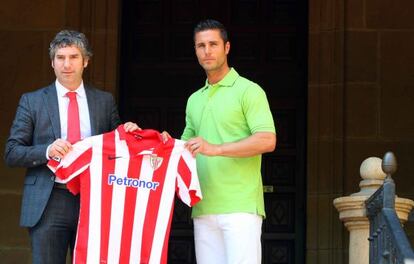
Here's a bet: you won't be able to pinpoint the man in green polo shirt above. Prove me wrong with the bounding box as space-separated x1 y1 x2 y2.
182 19 276 264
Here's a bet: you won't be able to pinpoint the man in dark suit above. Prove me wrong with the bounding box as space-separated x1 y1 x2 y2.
4 30 139 264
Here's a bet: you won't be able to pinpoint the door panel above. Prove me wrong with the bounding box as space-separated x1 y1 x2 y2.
120 1 307 263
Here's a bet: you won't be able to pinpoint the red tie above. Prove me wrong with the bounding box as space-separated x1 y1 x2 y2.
67 92 81 144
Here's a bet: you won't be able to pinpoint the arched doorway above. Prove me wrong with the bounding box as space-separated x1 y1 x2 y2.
119 1 308 262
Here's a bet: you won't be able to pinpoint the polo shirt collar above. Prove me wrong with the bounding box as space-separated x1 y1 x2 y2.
202 68 239 90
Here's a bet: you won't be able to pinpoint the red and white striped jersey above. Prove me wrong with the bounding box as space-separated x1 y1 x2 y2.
47 126 202 264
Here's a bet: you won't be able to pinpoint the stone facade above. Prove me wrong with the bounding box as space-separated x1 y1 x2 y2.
1 0 414 263
309 0 414 263
0 1 120 263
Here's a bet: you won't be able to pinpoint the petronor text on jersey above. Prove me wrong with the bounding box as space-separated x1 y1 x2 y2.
108 174 160 190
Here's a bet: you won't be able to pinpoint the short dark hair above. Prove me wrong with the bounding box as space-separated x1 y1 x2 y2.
193 19 228 43
49 30 93 60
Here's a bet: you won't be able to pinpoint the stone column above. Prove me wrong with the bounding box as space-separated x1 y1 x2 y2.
333 157 414 264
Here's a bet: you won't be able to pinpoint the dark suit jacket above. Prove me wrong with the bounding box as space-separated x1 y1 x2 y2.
4 83 121 227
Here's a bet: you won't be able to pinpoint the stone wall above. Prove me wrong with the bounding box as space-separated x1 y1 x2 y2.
1 0 414 263
308 0 414 263
0 0 119 262
308 0 347 262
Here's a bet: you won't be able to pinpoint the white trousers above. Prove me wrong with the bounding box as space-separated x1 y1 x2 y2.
194 213 263 264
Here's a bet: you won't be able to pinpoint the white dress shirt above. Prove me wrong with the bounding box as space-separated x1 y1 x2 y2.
55 79 92 140
47 80 92 183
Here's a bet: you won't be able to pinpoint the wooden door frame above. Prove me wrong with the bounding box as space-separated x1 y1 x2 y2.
88 0 346 262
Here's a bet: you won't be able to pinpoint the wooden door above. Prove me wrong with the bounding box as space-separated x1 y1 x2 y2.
119 1 307 263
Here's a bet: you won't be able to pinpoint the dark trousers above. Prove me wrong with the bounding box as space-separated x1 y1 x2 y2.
29 188 80 264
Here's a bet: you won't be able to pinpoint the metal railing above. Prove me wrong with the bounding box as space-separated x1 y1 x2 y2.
365 152 414 264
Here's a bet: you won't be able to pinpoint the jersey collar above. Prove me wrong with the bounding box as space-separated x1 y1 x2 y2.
116 125 171 155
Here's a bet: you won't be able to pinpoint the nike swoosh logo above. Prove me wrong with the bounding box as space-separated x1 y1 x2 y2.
108 155 122 160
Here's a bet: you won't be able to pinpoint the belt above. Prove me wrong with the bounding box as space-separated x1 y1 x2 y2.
54 182 68 190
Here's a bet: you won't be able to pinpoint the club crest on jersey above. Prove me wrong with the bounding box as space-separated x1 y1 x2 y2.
150 154 163 170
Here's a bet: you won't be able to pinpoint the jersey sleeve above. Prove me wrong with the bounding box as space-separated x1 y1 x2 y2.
175 146 202 206
47 139 93 184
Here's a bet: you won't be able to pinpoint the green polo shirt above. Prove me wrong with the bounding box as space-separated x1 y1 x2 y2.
182 68 276 218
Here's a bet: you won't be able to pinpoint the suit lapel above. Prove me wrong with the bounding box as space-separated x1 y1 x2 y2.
85 86 97 135
43 84 61 139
